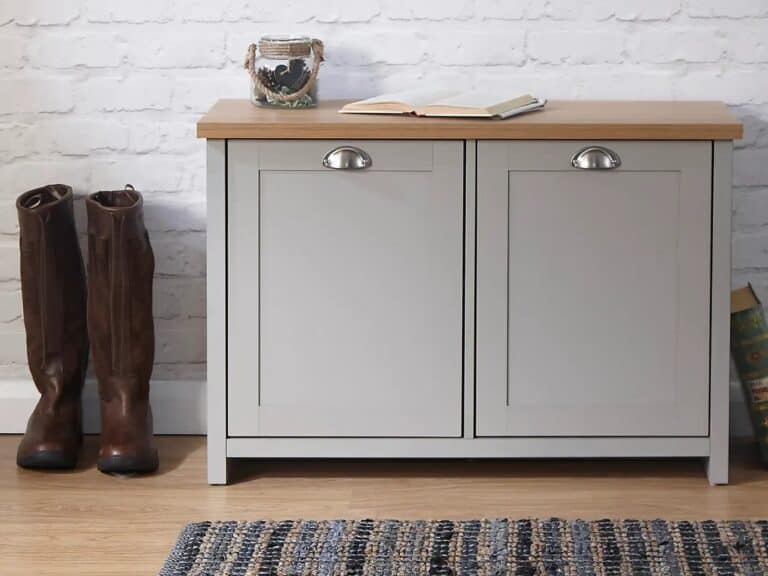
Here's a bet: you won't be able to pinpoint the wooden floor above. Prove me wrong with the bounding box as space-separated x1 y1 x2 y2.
2 436 768 576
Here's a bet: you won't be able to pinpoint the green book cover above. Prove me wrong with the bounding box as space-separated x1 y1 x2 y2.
731 284 768 464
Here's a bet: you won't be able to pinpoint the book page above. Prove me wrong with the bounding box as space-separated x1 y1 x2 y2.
349 87 457 108
427 90 535 111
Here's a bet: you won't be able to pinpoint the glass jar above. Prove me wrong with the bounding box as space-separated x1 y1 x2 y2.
244 35 324 109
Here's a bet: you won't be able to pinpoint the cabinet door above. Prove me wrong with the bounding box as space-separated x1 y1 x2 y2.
228 141 464 437
476 141 711 437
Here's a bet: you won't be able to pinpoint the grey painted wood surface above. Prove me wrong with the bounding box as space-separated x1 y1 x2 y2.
206 140 228 485
227 436 710 458
708 141 733 485
476 141 712 437
227 141 464 437
210 137 732 485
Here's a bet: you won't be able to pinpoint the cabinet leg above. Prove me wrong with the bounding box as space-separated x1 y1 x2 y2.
208 456 230 485
706 453 728 486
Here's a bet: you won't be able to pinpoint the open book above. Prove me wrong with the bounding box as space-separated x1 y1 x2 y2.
339 88 546 119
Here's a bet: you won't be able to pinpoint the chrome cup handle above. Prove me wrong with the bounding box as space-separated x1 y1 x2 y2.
322 146 372 170
571 146 621 170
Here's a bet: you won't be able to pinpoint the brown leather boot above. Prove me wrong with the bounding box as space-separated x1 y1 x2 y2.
86 186 158 474
16 185 88 470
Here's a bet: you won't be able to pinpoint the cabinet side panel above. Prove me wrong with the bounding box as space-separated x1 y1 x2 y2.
207 139 228 484
708 140 733 485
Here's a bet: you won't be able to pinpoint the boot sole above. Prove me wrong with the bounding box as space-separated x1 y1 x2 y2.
17 450 77 470
97 453 159 475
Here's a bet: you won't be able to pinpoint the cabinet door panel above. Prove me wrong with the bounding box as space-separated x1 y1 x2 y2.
476 141 711 437
228 141 464 437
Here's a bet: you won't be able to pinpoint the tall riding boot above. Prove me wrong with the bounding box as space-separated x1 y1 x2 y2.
16 185 88 469
87 186 158 474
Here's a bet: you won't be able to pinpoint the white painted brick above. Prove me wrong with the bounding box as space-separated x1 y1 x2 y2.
382 0 472 21
734 149 768 187
85 0 173 23
480 69 580 98
480 0 546 19
172 74 246 113
225 31 257 64
127 121 200 156
33 119 129 155
0 76 74 114
75 75 174 112
0 329 27 365
176 0 228 23
27 32 124 68
151 363 205 381
0 160 91 199
674 70 768 106
734 188 768 229
0 364 32 380
155 320 206 363
318 65 382 99
0 34 25 68
542 0 615 20
155 123 199 154
689 0 768 18
428 29 526 66
314 0 381 23
725 23 768 62
615 0 680 21
152 232 206 277
126 26 226 69
0 244 19 282
331 30 426 65
0 199 18 235
733 231 768 269
90 158 192 193
177 0 295 23
223 1 305 23
734 107 768 149
154 277 206 320
143 197 206 232
127 122 162 153
3 0 80 26
0 124 34 160
0 287 21 324
575 68 678 99
626 27 724 63
528 28 624 64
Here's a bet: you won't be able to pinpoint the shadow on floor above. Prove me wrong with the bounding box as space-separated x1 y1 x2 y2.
225 441 765 486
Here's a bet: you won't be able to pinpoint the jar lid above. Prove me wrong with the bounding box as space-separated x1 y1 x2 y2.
258 35 312 59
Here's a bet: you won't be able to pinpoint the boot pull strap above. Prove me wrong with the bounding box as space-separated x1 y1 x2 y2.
125 184 135 191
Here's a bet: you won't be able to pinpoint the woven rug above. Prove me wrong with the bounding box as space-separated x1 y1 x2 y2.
160 518 768 575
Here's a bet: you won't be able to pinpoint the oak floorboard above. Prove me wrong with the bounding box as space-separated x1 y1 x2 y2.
1 435 767 575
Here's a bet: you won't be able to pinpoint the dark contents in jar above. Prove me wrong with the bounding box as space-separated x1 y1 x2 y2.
256 58 314 108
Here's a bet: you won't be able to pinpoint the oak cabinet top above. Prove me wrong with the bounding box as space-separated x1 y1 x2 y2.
197 99 743 141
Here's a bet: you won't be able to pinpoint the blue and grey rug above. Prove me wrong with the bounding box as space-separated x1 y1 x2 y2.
160 518 768 575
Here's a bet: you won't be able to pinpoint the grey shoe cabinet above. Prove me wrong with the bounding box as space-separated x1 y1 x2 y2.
199 100 742 485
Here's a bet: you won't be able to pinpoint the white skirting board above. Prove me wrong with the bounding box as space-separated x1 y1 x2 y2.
0 378 753 438
0 379 206 435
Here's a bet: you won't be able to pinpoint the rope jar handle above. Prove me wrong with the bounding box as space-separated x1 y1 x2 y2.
244 39 324 104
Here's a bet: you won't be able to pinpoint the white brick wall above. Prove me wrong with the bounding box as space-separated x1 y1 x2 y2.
0 0 767 391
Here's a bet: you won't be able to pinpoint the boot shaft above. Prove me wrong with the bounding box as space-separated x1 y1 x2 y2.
16 184 88 400
86 187 155 396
